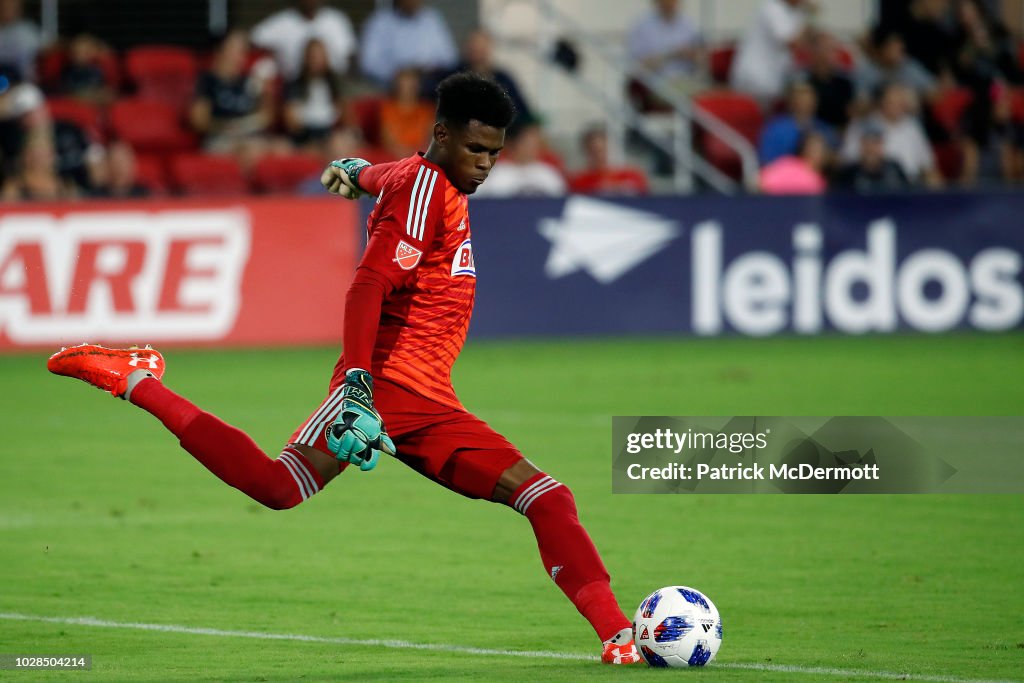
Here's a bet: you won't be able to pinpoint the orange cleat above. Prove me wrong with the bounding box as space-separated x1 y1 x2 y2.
47 344 165 399
601 628 643 665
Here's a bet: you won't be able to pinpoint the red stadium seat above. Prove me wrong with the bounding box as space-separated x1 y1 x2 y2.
250 153 324 193
693 91 764 180
169 153 247 196
134 153 169 195
709 44 736 84
792 41 855 71
125 46 199 111
351 96 383 146
36 49 66 92
109 98 197 153
932 141 963 181
46 97 104 141
1009 87 1024 123
930 88 973 134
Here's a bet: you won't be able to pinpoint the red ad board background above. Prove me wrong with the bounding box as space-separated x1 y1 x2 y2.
0 197 357 350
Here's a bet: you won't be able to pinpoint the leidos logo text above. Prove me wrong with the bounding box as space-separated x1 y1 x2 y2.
0 209 250 343
693 218 1022 335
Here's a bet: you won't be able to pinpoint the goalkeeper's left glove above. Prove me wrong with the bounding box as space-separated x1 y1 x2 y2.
320 157 370 199
326 369 396 471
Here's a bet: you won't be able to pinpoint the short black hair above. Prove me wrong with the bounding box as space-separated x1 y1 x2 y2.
435 72 516 130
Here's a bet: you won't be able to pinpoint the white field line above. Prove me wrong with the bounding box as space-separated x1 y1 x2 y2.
0 612 1018 683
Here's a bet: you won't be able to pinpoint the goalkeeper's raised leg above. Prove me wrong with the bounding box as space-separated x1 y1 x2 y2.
47 343 352 509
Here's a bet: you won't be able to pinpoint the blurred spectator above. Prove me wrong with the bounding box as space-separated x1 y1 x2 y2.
360 0 457 88
902 0 958 77
473 123 566 197
730 0 815 105
992 84 1024 182
89 141 150 198
52 118 102 192
432 29 532 127
626 0 705 109
283 38 348 149
298 127 362 194
855 28 937 105
250 0 357 80
189 30 278 170
841 82 942 187
58 33 115 105
1 129 77 201
759 130 829 194
802 32 854 129
325 126 361 163
954 0 1022 86
0 64 46 174
835 121 912 191
0 0 42 83
759 77 836 165
952 0 1023 183
568 125 649 195
380 68 435 160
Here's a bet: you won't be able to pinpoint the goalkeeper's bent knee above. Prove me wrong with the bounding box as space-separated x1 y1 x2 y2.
172 411 326 511
232 447 323 510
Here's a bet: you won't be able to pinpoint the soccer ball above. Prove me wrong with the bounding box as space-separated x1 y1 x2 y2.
633 586 723 667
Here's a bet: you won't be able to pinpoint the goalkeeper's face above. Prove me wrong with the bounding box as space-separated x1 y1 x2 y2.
435 120 505 195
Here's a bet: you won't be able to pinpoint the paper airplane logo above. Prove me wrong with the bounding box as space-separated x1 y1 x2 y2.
538 196 680 284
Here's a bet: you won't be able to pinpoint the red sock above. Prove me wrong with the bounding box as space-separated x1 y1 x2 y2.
130 378 323 509
510 473 631 642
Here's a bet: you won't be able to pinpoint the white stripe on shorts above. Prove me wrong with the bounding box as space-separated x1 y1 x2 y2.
300 400 347 448
296 386 344 445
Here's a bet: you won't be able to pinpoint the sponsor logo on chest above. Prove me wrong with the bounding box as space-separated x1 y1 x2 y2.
451 238 475 277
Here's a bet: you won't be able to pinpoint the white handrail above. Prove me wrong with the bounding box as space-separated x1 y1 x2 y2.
490 0 761 193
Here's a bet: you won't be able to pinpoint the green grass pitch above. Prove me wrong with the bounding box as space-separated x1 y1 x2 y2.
1 333 1022 681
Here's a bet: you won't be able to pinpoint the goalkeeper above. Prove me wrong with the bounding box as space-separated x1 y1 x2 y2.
47 73 640 665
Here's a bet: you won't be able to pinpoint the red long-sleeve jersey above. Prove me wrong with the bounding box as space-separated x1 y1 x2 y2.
332 154 475 409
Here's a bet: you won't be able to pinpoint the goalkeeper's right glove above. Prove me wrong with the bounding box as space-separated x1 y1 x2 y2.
326 369 396 471
320 157 370 199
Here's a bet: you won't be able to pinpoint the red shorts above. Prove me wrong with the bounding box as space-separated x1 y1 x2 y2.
287 377 523 500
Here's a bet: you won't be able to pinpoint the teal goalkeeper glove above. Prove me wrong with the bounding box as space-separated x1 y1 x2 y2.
326 369 396 471
320 157 370 199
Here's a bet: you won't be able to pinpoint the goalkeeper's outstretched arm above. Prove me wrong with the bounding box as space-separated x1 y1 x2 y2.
331 265 395 471
320 158 400 198
353 162 399 196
